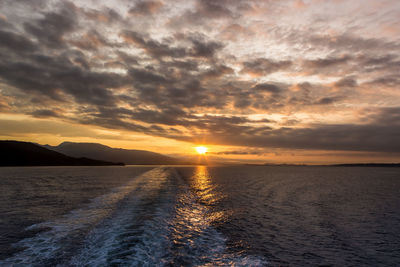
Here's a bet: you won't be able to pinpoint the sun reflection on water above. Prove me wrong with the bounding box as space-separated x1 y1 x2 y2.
192 166 225 207
168 166 229 263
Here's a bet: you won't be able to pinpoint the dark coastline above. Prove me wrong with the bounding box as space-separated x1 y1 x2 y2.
0 140 123 167
331 163 400 167
247 163 400 167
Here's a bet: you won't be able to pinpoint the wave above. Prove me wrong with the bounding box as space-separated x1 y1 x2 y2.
1 167 267 266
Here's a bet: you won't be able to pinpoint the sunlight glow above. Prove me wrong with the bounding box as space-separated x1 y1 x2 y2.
195 146 208 155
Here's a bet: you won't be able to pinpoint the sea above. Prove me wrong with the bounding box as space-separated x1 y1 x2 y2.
0 165 399 266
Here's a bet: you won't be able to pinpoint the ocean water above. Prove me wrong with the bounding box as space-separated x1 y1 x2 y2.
0 166 399 266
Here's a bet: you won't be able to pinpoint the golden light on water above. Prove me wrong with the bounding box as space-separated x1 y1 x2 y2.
195 146 208 155
192 166 227 221
170 166 226 247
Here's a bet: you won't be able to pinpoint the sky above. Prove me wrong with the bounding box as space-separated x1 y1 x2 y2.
0 0 400 164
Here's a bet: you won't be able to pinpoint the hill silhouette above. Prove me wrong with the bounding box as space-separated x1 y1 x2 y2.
44 142 188 165
0 141 123 166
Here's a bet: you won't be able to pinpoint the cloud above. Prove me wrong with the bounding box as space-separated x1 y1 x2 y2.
300 33 400 53
0 0 400 158
242 58 292 76
70 30 109 51
366 75 400 87
201 64 233 80
177 111 400 153
166 0 252 29
30 109 63 118
0 35 129 105
212 150 265 155
121 30 188 59
252 83 283 94
188 35 224 58
128 0 164 16
82 7 123 23
129 67 169 85
219 23 254 41
314 96 342 105
24 7 77 48
0 30 37 53
334 77 357 88
302 55 351 69
196 0 234 19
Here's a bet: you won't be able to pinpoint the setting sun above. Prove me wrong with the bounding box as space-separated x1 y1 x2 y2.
195 146 208 155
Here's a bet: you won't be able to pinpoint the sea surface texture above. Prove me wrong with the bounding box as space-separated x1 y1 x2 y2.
0 165 399 266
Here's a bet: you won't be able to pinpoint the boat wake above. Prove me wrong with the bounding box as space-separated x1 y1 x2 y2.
1 167 266 266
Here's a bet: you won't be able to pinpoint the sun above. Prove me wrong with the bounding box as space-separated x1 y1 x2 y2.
195 146 208 155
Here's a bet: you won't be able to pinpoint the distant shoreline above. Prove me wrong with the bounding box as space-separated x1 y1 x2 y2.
1 163 399 168
330 163 400 167
245 163 400 167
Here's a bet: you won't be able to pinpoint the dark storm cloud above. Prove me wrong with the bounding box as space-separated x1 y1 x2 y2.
196 0 234 19
167 0 249 28
129 67 169 85
77 107 187 137
334 77 357 88
0 30 37 53
253 123 400 153
212 150 265 155
70 30 109 51
82 7 123 23
129 108 189 126
241 58 292 76
128 0 164 16
189 36 224 58
252 83 282 94
366 75 400 87
298 32 400 53
1 0 399 157
122 30 188 58
314 96 342 105
31 109 62 118
0 0 49 9
125 64 206 109
299 52 400 85
201 64 233 80
175 0 234 25
367 107 400 125
286 81 345 107
227 81 288 110
122 30 225 60
87 107 271 133
361 54 399 67
171 109 400 153
24 7 77 48
302 55 351 69
164 60 199 71
0 1 231 124
302 53 400 74
358 54 400 73
0 43 129 106
79 116 148 133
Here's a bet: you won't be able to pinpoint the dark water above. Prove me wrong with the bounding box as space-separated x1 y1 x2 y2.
0 166 399 266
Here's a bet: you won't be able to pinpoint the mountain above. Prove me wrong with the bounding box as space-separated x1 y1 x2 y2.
44 142 187 165
0 140 123 166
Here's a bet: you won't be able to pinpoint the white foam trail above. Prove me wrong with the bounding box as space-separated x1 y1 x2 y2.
0 167 169 266
69 168 180 266
70 168 267 266
161 183 267 267
2 167 268 266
